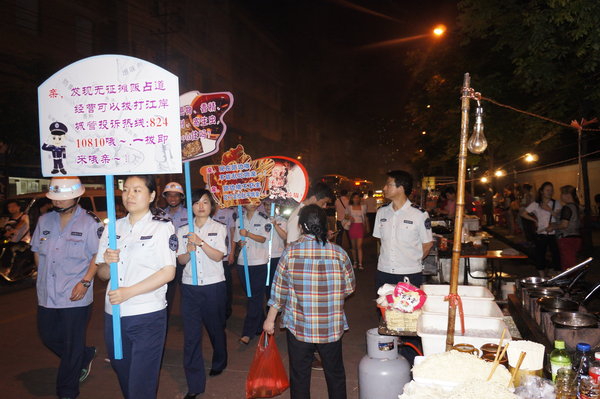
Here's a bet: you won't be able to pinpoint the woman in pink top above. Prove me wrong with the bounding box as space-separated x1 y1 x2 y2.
347 192 368 270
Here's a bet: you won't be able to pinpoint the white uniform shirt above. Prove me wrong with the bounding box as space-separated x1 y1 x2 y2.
98 211 176 317
286 203 305 244
373 200 433 275
270 216 288 258
162 205 189 230
525 200 562 235
177 218 227 286
213 207 235 256
234 211 270 265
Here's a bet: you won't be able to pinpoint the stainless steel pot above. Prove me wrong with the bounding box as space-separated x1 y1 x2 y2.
551 312 599 329
538 296 580 313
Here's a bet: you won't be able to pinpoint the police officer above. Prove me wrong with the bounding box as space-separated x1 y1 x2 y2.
42 122 68 175
161 181 187 319
232 203 269 344
97 175 176 399
31 177 102 399
176 189 228 399
373 170 434 290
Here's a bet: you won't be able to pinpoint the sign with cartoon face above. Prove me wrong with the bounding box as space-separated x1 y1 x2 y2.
38 54 182 177
179 91 233 162
199 146 309 208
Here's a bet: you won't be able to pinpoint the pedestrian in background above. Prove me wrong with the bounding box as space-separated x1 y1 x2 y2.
347 192 368 270
334 189 350 246
264 204 355 399
553 185 582 270
364 190 378 233
520 181 561 277
176 189 228 398
31 177 101 399
286 182 334 244
97 175 176 399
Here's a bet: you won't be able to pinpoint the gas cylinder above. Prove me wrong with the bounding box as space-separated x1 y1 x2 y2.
358 328 412 399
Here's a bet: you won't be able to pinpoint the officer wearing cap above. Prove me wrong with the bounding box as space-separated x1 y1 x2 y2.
31 176 102 399
162 181 188 319
42 122 68 175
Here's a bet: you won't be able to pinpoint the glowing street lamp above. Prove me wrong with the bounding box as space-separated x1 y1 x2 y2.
524 153 538 163
480 176 489 183
433 25 446 37
494 169 506 177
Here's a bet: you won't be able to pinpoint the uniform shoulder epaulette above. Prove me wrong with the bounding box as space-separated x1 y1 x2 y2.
258 211 269 220
85 209 102 223
411 203 426 213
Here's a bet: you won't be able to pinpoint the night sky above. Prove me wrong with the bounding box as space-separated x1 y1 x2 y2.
241 0 457 183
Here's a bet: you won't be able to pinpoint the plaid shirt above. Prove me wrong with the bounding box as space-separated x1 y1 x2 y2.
268 235 355 343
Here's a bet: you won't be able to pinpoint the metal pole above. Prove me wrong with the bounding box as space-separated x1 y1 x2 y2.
446 73 471 351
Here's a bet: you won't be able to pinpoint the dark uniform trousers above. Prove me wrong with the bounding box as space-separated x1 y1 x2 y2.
104 309 166 399
223 260 233 319
286 330 346 399
236 263 267 338
165 261 184 321
265 257 280 304
38 305 93 398
181 282 228 394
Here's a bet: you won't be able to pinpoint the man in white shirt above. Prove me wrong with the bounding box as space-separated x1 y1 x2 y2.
373 170 434 290
334 190 350 246
286 182 334 244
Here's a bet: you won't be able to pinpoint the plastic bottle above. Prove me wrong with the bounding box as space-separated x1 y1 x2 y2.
555 368 577 399
579 375 600 399
573 343 592 381
589 352 600 384
550 340 572 382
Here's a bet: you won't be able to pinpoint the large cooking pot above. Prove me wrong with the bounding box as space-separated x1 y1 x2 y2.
521 286 562 309
516 257 593 298
538 297 580 313
551 312 599 330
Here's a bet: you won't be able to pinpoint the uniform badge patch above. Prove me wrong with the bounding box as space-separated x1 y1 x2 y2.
97 226 104 239
425 218 432 229
380 218 387 222
43 230 51 235
169 234 178 251
265 223 272 232
71 231 83 236
403 220 413 224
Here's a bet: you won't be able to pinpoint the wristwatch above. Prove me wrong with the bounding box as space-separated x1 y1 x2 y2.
80 279 92 288
199 241 205 247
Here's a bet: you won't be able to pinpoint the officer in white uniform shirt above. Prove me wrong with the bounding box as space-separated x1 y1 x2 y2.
213 205 236 319
286 182 334 244
373 170 434 290
97 175 176 399
232 203 269 344
176 189 228 399
260 200 288 303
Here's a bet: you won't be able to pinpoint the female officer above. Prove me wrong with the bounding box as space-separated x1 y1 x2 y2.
176 189 228 399
31 176 102 399
96 175 176 399
232 202 269 344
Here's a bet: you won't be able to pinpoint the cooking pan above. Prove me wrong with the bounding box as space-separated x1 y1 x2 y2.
539 280 600 313
551 311 599 329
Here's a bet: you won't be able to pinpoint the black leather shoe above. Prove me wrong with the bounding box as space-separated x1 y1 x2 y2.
209 369 223 377
184 394 198 399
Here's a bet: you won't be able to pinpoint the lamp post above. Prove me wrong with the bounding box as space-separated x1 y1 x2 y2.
445 73 487 350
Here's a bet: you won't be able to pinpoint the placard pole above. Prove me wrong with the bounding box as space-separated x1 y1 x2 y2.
105 175 123 360
266 202 275 286
237 205 252 297
184 162 198 285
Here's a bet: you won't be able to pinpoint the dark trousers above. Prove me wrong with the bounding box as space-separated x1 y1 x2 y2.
38 305 93 398
335 221 348 246
181 282 228 394
165 262 184 321
534 234 560 270
286 330 346 399
104 309 167 399
236 263 267 338
367 212 376 234
265 257 280 303
224 260 233 319
375 270 423 365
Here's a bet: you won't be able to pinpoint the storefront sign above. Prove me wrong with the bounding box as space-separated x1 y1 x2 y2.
38 54 181 176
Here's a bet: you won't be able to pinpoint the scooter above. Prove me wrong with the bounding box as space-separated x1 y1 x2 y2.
0 198 37 283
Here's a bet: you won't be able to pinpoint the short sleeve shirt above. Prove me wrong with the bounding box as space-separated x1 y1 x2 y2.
162 205 189 230
373 200 433 275
233 211 270 265
525 200 562 235
270 216 288 258
97 211 176 317
177 218 227 286
31 206 102 308
286 203 305 244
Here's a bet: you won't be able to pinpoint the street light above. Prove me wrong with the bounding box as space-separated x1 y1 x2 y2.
433 25 446 37
494 169 506 177
524 153 538 163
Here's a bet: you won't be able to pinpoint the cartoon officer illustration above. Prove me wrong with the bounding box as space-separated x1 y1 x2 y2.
42 122 68 175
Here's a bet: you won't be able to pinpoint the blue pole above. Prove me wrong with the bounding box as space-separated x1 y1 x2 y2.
105 175 123 360
237 205 252 297
266 202 275 286
184 162 198 285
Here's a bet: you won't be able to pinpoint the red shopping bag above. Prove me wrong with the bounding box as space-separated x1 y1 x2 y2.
246 332 290 399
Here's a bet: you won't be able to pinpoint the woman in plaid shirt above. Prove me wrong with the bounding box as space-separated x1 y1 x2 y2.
264 204 356 399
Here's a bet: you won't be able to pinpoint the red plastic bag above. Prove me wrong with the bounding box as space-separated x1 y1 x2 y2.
246 332 290 399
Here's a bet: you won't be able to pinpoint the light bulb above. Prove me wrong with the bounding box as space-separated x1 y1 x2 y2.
467 106 487 154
